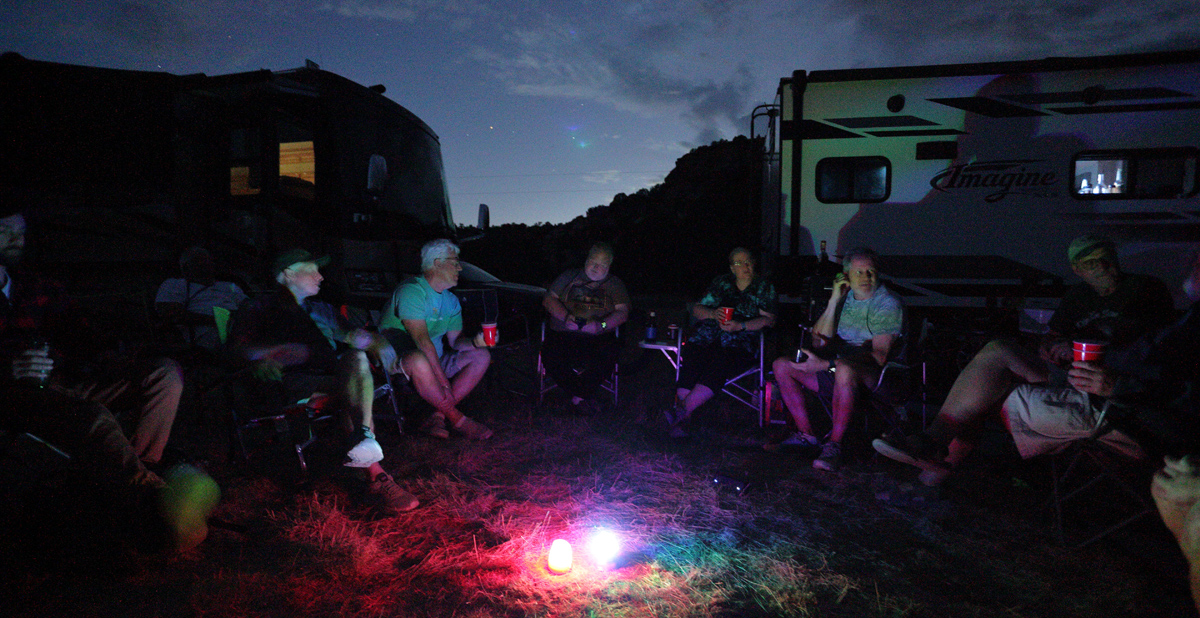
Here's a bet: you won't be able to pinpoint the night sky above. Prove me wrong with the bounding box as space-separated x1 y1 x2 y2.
3 1 1199 226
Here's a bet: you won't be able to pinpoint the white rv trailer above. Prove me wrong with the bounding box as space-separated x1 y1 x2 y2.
764 49 1200 313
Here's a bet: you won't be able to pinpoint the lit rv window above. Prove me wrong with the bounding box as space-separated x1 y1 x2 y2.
1073 148 1199 199
815 157 890 203
278 112 316 202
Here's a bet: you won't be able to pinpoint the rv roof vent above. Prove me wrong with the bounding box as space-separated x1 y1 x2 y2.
887 95 906 113
370 84 387 94
1082 85 1106 105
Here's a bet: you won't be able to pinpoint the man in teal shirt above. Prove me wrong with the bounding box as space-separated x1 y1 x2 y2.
381 239 493 440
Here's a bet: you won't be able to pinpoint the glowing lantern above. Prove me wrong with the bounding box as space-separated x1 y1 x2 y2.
588 529 620 566
547 539 572 573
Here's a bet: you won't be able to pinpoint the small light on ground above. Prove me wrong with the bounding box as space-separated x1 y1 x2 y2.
547 539 572 573
588 529 620 566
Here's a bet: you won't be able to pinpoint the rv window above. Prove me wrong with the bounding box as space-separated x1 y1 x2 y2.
277 113 316 203
815 157 890 203
1073 148 1198 199
229 126 262 196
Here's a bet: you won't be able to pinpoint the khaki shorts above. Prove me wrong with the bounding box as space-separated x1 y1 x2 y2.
396 349 467 382
1003 384 1144 460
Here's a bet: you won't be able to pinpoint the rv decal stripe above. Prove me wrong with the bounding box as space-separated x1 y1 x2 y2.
800 119 863 139
826 115 937 128
928 97 1047 118
865 129 965 137
1003 87 1191 105
1050 101 1200 114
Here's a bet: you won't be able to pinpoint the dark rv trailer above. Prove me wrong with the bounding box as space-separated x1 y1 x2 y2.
0 53 537 342
761 49 1200 317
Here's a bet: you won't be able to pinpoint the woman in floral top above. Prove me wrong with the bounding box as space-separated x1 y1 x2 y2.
665 247 776 437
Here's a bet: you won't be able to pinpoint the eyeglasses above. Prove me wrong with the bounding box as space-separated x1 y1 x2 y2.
730 261 753 267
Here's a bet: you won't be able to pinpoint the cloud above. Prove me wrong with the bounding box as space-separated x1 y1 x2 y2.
825 0 1200 66
318 0 415 22
471 4 765 149
580 170 623 184
317 0 491 26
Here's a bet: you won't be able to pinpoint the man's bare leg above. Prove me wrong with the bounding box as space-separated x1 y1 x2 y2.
828 359 880 445
447 347 491 411
925 339 1049 456
771 358 820 436
337 350 376 434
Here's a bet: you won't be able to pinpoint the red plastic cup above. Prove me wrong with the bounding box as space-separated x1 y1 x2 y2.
482 323 498 347
718 307 734 323
1072 339 1107 363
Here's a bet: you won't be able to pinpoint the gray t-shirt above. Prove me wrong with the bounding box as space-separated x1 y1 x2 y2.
836 284 903 348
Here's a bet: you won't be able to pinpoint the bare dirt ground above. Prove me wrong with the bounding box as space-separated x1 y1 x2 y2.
3 336 1197 617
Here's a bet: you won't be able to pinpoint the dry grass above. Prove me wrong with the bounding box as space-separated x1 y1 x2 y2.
4 340 1196 617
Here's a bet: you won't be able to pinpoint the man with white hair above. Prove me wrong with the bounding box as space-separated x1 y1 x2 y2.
381 239 493 440
228 248 418 514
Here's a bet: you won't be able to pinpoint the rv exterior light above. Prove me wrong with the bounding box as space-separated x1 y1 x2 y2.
547 539 573 573
887 94 905 113
588 529 621 566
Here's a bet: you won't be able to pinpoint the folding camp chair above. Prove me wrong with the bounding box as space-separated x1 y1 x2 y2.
536 321 620 406
214 306 405 477
1046 402 1155 548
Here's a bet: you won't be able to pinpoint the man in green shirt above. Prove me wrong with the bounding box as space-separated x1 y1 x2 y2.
381 239 493 440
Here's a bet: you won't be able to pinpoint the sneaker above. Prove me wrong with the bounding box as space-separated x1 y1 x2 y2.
764 431 821 452
158 464 221 551
661 403 681 427
918 468 951 487
453 416 493 440
872 432 950 474
419 412 450 439
368 472 419 513
343 426 384 468
812 441 842 472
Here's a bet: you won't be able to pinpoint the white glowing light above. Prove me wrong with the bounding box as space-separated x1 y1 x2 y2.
547 539 572 573
588 529 620 565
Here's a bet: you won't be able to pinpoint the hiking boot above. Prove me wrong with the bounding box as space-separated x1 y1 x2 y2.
368 472 419 514
812 441 842 472
763 431 821 452
158 464 221 552
668 424 689 439
343 426 384 468
872 432 950 474
453 416 493 440
420 412 450 439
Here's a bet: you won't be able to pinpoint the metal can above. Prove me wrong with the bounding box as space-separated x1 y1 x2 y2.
794 348 808 363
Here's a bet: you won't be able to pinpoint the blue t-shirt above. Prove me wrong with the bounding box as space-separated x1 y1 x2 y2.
380 276 463 359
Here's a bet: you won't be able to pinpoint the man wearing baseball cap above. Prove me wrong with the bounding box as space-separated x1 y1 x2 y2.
227 248 417 514
874 233 1175 486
